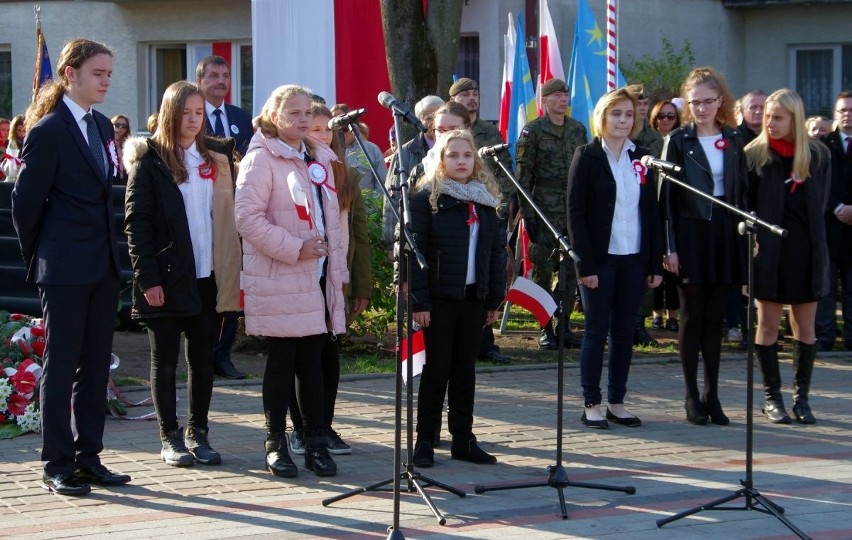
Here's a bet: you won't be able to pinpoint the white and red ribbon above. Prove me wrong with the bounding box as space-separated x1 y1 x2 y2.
632 159 647 185
307 161 336 200
287 171 313 229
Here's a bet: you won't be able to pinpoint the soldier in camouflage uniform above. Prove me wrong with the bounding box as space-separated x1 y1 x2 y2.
515 78 587 349
450 78 515 216
626 84 661 347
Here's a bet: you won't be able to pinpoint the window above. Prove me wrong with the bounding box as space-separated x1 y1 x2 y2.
455 35 480 82
148 44 187 114
791 45 852 117
237 44 253 113
0 46 11 119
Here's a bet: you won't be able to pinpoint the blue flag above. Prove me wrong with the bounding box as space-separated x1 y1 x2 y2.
32 28 53 100
507 12 537 165
567 0 626 139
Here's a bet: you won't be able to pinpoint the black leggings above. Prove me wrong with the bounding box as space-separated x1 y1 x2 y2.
677 283 729 400
263 334 325 434
148 276 217 437
289 334 340 430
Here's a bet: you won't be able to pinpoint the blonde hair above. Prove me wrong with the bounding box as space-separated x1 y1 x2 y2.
680 67 736 128
419 130 501 210
745 88 821 181
26 39 113 129
254 84 313 138
591 87 641 139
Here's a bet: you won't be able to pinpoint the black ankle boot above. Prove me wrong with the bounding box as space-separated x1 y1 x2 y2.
792 340 817 424
756 343 791 424
684 396 708 425
305 429 337 477
702 395 730 426
265 432 298 478
539 324 557 350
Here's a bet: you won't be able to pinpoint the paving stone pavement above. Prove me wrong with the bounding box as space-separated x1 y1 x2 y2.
2 353 851 539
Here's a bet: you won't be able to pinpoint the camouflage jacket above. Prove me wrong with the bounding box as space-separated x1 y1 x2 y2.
472 118 514 214
634 121 664 158
515 114 587 222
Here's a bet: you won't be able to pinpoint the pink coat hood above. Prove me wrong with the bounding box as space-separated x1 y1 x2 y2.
235 129 348 337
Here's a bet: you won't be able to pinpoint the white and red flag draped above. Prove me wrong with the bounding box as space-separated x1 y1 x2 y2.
505 276 557 328
398 330 426 383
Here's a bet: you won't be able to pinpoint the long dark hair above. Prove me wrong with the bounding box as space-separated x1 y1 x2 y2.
152 81 213 184
26 39 113 129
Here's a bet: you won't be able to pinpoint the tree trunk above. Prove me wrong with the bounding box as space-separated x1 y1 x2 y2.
380 0 463 142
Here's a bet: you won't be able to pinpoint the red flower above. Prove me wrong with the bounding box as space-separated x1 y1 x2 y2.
7 393 29 416
9 369 37 396
31 339 45 357
198 163 217 180
9 313 25 321
30 325 45 337
714 138 728 151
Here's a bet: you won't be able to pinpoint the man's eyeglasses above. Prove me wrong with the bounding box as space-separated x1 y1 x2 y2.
113 122 129 129
687 96 720 108
837 108 852 115
657 113 677 121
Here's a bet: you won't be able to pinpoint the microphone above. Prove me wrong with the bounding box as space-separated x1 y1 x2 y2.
328 108 367 130
377 92 427 132
640 155 682 174
478 143 510 157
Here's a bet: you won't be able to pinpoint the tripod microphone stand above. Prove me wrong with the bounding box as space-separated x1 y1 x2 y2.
474 153 635 519
652 169 811 539
320 109 464 538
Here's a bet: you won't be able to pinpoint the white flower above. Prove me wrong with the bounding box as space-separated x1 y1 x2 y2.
0 379 12 404
15 402 40 433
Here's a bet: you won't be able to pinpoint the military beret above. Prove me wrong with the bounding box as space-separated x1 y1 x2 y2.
541 78 568 97
449 77 477 97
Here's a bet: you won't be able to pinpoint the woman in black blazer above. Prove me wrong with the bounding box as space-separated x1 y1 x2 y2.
568 87 663 429
661 67 749 426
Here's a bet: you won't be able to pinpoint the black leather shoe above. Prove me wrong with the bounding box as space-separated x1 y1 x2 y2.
305 447 337 477
75 464 131 487
265 434 298 478
633 327 659 347
412 440 435 467
702 396 730 426
685 397 709 425
483 349 511 363
538 330 558 350
214 359 247 380
605 410 642 427
580 411 609 429
42 472 91 496
451 438 497 464
763 399 792 424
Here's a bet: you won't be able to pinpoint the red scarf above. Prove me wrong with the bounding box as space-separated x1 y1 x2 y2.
769 138 802 193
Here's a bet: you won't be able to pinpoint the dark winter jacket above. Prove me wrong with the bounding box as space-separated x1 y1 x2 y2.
408 188 507 312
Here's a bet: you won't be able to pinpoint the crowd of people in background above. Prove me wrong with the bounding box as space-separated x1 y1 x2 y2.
8 35 852 497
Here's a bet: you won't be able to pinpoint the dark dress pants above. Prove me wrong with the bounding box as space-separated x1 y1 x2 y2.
578 255 645 406
416 291 485 442
263 334 325 434
289 333 340 430
146 276 217 437
39 272 120 475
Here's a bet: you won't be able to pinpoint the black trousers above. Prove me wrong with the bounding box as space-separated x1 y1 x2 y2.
146 276 217 438
416 291 485 442
39 272 120 475
289 333 340 430
263 334 325 434
678 283 729 400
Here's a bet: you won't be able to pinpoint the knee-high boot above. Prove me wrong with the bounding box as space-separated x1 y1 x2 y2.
792 340 817 424
755 342 791 424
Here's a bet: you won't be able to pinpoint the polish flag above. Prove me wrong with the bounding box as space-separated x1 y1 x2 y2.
498 12 515 141
505 276 557 328
286 172 312 228
536 0 566 115
398 330 426 384
519 218 534 278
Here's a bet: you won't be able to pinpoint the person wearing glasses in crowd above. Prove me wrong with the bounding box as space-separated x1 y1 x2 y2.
661 67 748 427
745 88 830 425
649 100 682 334
111 114 130 184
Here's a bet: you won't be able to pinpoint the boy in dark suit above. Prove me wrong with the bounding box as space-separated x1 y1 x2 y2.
12 38 131 496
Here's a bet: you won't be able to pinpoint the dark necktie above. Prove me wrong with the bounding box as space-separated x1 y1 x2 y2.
845 137 852 162
213 109 226 137
83 113 106 176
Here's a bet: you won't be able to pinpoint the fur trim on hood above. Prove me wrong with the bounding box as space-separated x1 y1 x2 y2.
122 136 152 173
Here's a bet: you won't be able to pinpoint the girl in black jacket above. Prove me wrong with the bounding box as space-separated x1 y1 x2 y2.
745 88 831 424
409 130 506 467
661 67 748 426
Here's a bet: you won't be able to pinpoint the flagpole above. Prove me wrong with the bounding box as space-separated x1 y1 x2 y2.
606 0 617 91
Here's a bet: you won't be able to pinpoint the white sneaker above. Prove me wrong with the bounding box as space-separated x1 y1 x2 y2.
726 327 742 343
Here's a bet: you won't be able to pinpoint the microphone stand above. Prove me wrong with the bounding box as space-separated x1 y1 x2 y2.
321 117 464 539
652 169 810 539
474 153 636 519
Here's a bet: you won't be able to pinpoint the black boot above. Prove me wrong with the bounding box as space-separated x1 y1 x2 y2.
792 340 817 424
633 319 659 347
265 432 298 478
304 429 337 477
756 343 791 424
538 324 558 350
